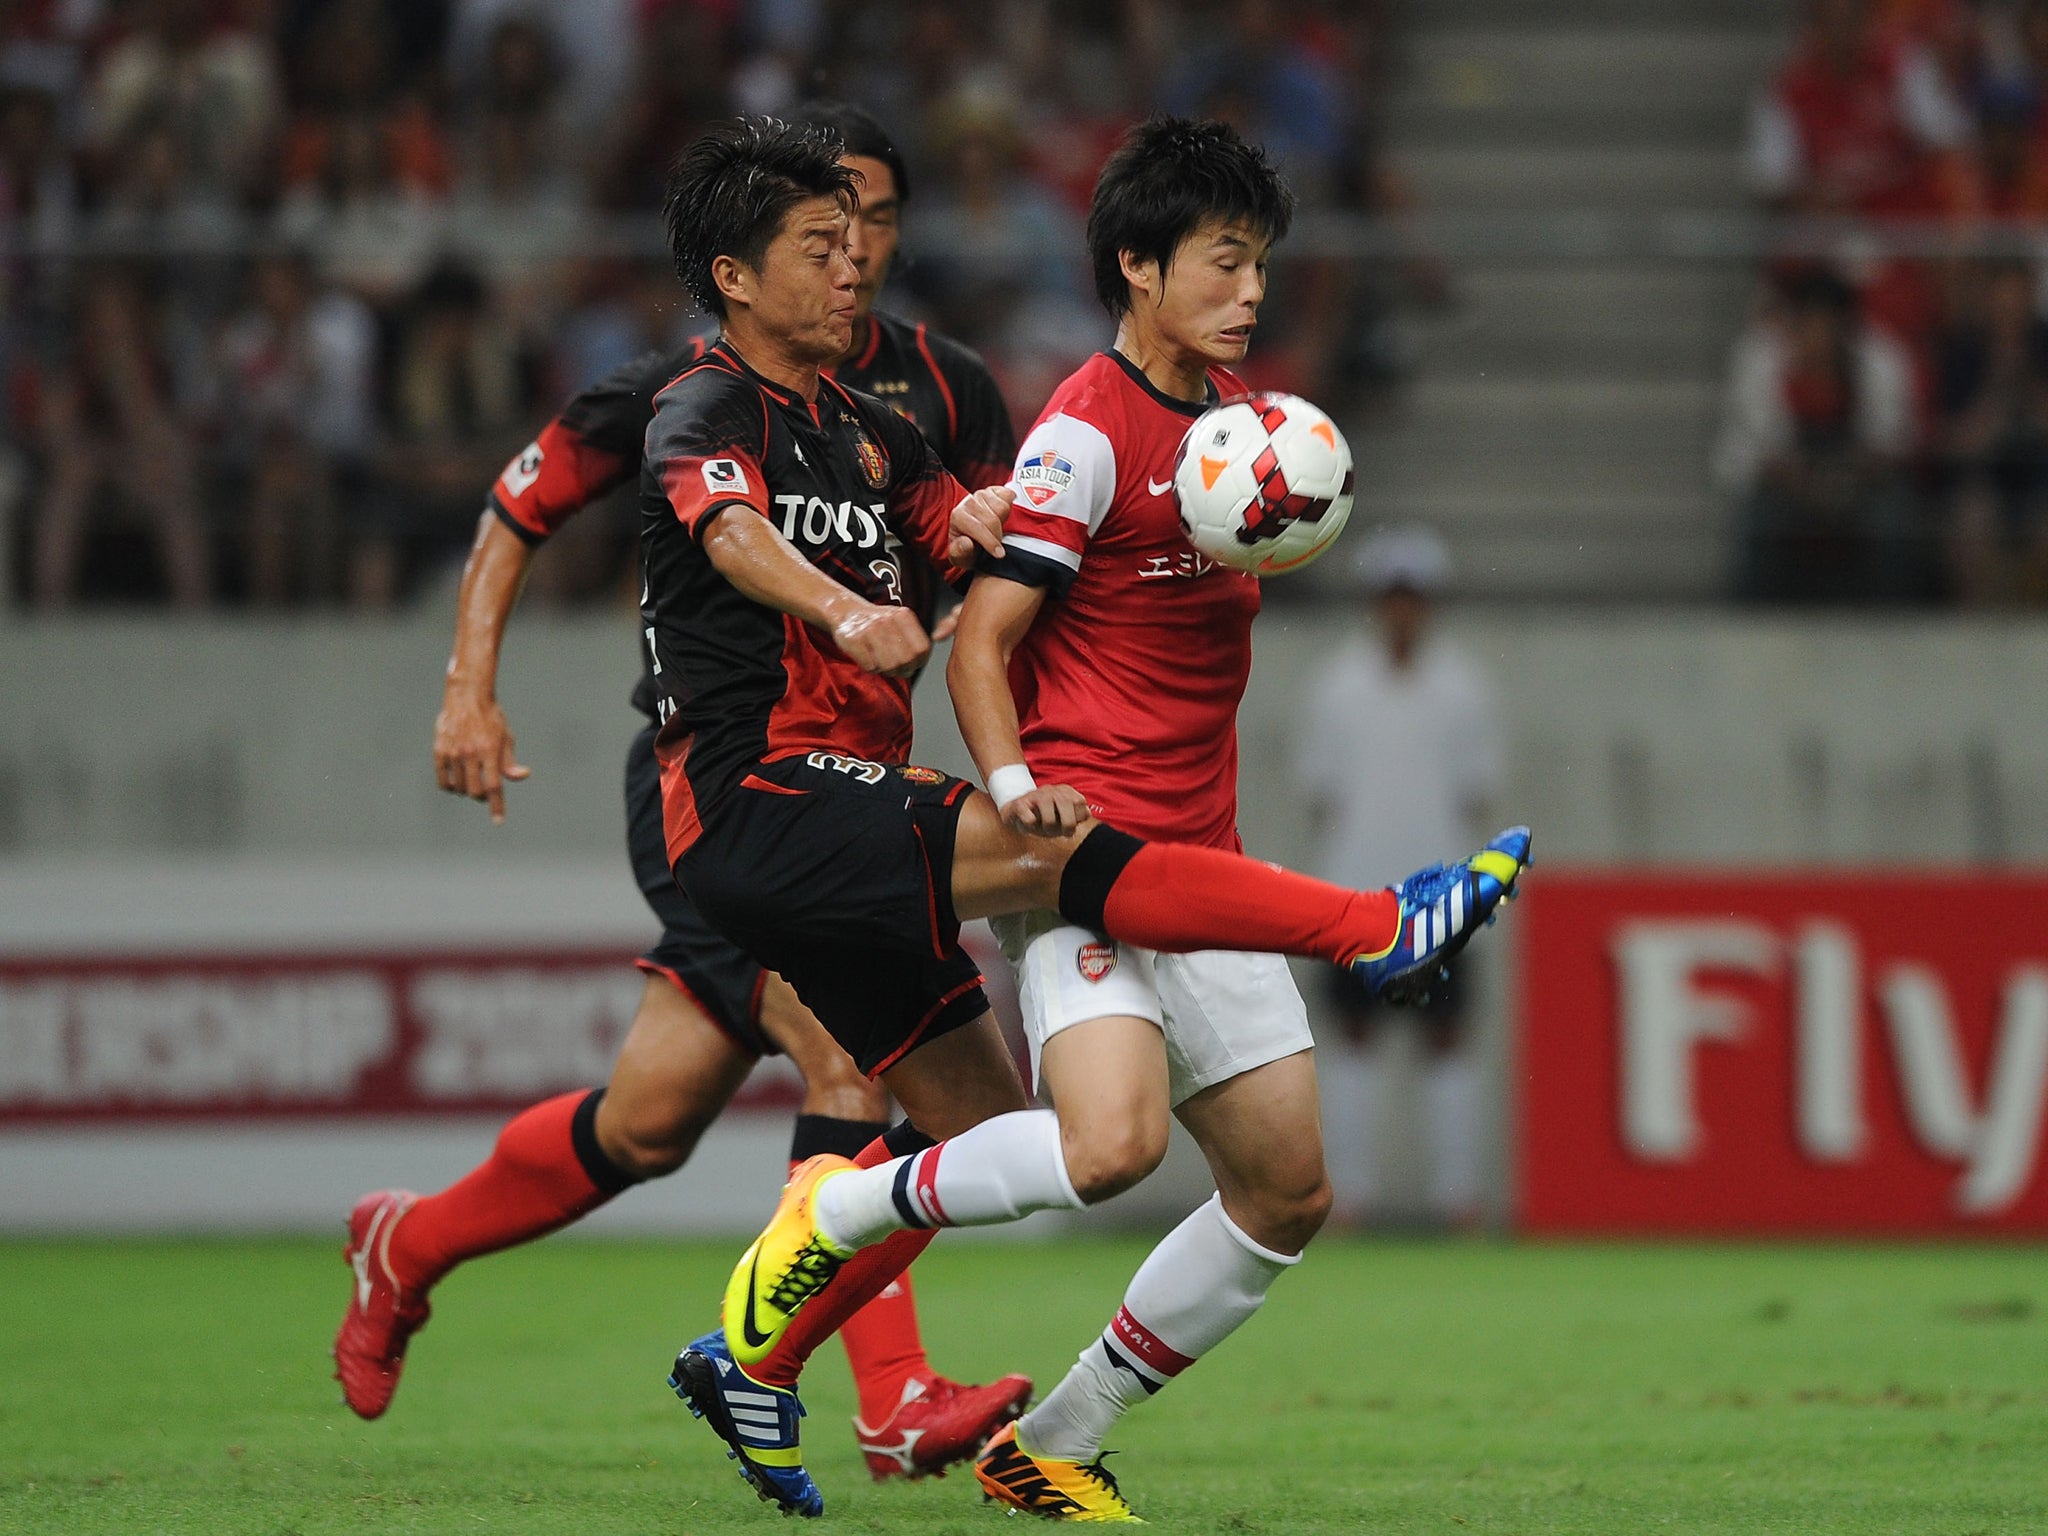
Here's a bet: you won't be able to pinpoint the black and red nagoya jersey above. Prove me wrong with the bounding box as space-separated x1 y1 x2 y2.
639 338 972 864
828 312 1016 491
486 311 1016 719
489 311 1014 546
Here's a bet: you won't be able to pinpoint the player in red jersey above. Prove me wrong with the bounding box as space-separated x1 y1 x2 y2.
648 116 1528 1518
945 115 1360 1520
331 103 1031 1483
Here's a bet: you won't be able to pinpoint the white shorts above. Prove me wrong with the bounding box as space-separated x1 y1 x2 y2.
990 911 1313 1107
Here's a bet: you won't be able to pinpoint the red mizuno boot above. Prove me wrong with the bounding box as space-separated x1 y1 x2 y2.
854 1369 1034 1480
333 1190 430 1419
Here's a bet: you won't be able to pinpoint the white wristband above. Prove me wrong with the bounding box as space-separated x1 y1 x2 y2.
986 763 1038 810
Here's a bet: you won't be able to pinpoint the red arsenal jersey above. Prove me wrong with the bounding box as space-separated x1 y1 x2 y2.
986 350 1259 850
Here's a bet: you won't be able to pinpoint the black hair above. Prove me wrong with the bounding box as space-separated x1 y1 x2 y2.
793 99 911 206
1086 116 1295 317
663 116 860 318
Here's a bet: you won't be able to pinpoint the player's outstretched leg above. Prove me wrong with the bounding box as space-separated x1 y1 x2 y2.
1015 819 1531 987
670 1329 824 1518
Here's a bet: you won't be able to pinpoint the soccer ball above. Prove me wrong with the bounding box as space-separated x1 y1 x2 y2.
1172 392 1355 575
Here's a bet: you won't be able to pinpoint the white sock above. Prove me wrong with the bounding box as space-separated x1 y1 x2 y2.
813 1108 1083 1251
1019 1193 1299 1462
1423 1051 1480 1221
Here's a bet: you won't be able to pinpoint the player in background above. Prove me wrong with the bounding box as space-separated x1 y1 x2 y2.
642 115 1529 1518
1297 527 1503 1229
332 103 1032 1484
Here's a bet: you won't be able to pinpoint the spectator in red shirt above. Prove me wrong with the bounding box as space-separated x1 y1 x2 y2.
1747 0 1971 217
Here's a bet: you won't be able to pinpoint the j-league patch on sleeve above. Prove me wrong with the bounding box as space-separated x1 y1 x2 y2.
1016 450 1075 506
501 441 544 497
701 458 751 496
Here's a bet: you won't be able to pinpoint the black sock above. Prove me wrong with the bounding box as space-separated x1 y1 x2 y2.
569 1088 643 1195
1057 824 1145 932
882 1119 937 1159
790 1113 891 1163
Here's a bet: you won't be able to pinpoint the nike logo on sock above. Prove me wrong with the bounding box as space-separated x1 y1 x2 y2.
1146 477 1173 497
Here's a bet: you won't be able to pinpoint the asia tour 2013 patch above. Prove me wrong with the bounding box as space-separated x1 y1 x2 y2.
1077 942 1116 983
853 432 889 489
1016 449 1075 506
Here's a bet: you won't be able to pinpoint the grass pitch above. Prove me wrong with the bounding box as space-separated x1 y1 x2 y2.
1 1235 2043 1535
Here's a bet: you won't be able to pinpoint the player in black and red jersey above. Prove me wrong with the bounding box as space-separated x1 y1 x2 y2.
331 104 1032 1484
643 115 1527 1519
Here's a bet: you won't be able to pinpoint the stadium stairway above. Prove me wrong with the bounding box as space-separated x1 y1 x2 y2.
1339 0 1791 601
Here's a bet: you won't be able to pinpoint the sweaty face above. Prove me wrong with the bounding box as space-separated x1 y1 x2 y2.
840 154 901 321
1143 217 1272 368
741 194 861 362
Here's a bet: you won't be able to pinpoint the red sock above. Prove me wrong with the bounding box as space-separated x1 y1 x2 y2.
386 1091 618 1291
841 1269 930 1426
751 1132 933 1392
1103 841 1399 963
814 1137 933 1424
750 1229 935 1391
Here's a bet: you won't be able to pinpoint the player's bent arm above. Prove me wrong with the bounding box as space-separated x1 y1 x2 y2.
947 575 1090 837
700 505 931 678
435 512 536 823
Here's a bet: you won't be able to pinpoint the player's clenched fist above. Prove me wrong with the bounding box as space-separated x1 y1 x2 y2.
829 599 931 677
434 687 531 824
946 485 1013 568
1001 783 1092 838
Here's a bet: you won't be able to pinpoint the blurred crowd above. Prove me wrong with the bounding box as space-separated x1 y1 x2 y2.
1726 0 2048 606
0 0 1407 609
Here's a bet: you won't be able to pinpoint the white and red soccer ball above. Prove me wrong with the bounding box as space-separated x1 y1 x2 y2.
1172 392 1354 575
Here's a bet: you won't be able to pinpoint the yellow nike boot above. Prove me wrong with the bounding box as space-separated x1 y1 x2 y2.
722 1154 858 1368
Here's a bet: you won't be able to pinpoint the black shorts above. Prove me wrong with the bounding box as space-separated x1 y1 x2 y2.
677 752 990 1077
625 723 774 1056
